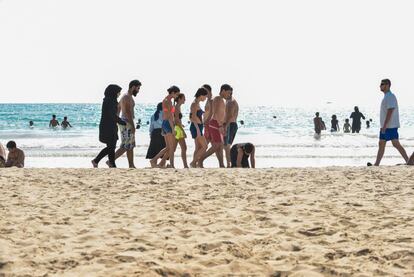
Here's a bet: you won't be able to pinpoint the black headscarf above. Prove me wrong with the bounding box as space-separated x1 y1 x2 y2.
104 84 122 100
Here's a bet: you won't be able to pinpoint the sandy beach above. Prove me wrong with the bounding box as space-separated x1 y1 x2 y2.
0 167 413 276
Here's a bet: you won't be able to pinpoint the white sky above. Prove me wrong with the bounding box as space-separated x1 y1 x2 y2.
1 0 414 106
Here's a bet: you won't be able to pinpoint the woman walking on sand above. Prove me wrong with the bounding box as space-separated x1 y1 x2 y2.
150 86 181 168
92 84 126 168
189 87 208 168
173 93 189 168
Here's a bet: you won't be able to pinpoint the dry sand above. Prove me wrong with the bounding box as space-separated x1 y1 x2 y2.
0 167 413 276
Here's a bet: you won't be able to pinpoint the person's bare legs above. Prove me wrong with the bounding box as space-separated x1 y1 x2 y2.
150 148 167 167
106 148 126 167
224 145 231 168
190 140 200 168
199 143 221 168
114 148 127 160
158 134 175 168
216 144 225 168
374 140 386 166
391 139 409 163
191 137 207 167
178 139 189 168
127 149 135 168
408 152 414 165
166 134 176 168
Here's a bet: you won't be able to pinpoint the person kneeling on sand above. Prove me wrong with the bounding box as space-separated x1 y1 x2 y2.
230 143 255 168
5 141 25 168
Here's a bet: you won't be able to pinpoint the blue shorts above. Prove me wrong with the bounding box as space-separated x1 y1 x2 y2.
379 128 399 141
162 120 173 134
190 123 204 139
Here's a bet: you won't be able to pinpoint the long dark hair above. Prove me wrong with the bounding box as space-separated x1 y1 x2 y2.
174 93 185 105
154 102 163 121
194 87 208 98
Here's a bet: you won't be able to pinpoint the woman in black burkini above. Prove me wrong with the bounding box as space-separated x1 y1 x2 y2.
92 84 126 168
350 106 365 133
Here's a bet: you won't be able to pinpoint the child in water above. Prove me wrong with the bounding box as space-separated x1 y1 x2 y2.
330 115 339 132
343 118 351 133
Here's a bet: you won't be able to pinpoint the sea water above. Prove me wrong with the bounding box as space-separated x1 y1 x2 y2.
1 103 414 168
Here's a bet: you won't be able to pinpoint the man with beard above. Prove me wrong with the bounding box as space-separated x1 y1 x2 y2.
112 79 141 168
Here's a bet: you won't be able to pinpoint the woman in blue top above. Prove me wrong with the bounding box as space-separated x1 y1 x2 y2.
189 87 208 168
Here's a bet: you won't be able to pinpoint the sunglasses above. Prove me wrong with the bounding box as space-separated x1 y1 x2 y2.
380 83 387 86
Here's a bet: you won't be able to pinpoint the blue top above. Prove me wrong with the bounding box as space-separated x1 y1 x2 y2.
196 109 204 122
149 111 163 134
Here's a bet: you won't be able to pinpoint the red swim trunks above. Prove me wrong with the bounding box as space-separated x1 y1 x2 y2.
204 120 211 141
208 119 224 144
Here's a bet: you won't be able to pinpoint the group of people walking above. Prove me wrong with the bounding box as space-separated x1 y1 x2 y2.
91 81 256 169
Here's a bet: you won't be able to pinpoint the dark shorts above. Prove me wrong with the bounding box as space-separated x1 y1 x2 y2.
379 128 399 141
162 120 173 134
225 122 238 145
230 145 249 168
190 123 204 139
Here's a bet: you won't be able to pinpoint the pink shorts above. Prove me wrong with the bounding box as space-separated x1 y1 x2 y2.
208 119 223 144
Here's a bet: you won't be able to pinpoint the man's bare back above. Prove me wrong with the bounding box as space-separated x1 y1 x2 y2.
226 98 239 123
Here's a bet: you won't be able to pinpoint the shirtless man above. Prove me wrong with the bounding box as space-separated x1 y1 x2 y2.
314 112 324 136
112 80 141 168
5 141 25 168
224 91 239 167
61 116 72 129
199 84 232 168
49 115 59 128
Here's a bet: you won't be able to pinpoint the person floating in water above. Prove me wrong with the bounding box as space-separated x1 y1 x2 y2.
350 106 365 133
61 116 72 129
330 115 340 132
49 115 59 128
343 119 351 133
29 121 34 128
230 143 255 168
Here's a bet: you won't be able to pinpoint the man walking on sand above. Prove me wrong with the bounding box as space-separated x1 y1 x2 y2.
199 84 232 168
112 80 141 168
368 79 409 166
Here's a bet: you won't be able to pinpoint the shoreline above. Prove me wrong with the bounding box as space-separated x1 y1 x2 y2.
1 167 413 276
